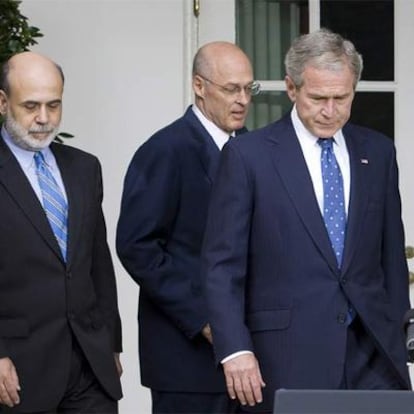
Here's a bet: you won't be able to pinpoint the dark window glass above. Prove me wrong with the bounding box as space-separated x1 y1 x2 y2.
320 0 394 81
350 92 394 139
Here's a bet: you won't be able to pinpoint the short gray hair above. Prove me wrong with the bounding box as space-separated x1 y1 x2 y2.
285 28 363 89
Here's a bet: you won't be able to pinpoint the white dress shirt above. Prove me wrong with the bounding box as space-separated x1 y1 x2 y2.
291 105 350 215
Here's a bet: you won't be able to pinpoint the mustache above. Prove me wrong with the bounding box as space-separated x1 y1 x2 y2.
28 125 55 134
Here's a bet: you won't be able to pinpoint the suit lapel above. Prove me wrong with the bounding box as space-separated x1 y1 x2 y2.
340 126 370 274
0 138 63 261
183 107 221 183
266 117 339 272
51 143 83 267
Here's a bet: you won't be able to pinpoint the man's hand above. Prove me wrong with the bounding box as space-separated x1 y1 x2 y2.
114 353 123 377
201 324 213 344
223 353 265 407
0 357 21 407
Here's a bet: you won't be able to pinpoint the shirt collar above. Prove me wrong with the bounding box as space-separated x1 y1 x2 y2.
192 104 232 149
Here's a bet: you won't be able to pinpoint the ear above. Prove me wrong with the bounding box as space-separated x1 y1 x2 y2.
0 90 7 113
192 74 205 99
285 75 297 103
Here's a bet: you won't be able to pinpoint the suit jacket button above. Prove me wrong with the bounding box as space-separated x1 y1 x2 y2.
341 277 347 285
337 313 347 324
66 272 72 279
67 312 75 320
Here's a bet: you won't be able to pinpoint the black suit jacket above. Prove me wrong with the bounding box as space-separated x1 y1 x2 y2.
116 106 246 392
202 114 411 412
0 134 122 411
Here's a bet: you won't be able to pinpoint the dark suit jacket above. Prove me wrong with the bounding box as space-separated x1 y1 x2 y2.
0 134 122 411
202 114 411 412
116 106 245 392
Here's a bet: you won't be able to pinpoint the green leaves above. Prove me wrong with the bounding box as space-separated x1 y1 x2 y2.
0 0 43 63
54 132 75 144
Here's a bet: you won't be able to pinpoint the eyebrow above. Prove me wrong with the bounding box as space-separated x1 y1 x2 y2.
20 99 62 105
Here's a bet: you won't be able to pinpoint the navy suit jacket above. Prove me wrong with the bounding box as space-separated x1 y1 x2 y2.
202 114 411 412
0 135 122 411
117 106 245 392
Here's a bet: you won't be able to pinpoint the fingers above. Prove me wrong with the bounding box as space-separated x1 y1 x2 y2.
114 353 123 377
201 324 213 344
0 358 20 407
223 353 265 407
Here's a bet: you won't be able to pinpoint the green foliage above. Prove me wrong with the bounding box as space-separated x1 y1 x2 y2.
0 0 43 64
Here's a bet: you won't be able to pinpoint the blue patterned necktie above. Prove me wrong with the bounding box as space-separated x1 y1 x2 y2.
318 138 346 267
34 152 68 261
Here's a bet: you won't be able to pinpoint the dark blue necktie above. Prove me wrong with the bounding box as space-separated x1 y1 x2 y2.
318 138 346 267
34 152 68 261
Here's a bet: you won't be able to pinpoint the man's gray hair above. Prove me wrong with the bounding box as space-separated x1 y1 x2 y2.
285 28 363 89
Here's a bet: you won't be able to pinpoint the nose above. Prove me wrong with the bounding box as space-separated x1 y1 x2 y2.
321 99 335 117
236 88 250 105
35 105 49 124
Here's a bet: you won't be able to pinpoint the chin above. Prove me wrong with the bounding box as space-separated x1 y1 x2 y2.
231 122 245 131
27 135 56 150
14 133 57 151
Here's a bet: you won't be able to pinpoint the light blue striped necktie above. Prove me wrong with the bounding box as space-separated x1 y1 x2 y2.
34 152 68 261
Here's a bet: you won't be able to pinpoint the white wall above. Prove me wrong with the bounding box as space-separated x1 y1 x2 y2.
20 1 187 412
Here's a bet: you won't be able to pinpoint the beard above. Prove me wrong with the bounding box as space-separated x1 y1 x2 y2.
4 111 60 151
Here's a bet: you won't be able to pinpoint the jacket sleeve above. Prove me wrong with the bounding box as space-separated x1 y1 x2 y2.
91 158 122 352
201 143 254 362
116 139 207 339
382 146 410 321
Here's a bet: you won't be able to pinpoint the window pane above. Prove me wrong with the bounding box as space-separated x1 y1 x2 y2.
236 0 308 81
351 92 394 139
246 91 292 130
320 0 394 81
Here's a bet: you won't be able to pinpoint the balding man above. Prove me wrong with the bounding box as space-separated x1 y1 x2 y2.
0 52 122 413
116 41 259 414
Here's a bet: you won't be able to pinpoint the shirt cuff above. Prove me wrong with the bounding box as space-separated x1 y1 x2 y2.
221 350 253 364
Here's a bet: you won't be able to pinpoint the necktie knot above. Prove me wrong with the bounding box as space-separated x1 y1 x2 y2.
318 138 334 151
34 151 45 168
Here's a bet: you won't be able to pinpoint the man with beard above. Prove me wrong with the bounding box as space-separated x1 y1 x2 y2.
0 52 123 413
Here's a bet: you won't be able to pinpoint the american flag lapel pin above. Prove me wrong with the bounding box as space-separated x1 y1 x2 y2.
361 158 369 164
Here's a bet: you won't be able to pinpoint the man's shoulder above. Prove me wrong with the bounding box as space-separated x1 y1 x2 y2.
140 110 204 152
50 141 100 165
343 122 394 149
232 116 290 148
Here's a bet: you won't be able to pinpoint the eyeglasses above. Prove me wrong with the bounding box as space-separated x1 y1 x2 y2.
198 74 261 96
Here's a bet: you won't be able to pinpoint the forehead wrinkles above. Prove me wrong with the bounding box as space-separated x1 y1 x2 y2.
302 69 353 95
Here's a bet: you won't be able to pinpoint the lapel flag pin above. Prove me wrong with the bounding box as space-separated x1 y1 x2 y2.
361 159 369 164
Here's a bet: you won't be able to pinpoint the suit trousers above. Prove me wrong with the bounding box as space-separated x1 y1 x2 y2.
341 316 405 389
0 338 118 414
